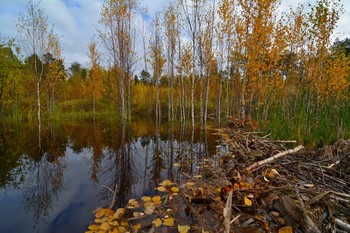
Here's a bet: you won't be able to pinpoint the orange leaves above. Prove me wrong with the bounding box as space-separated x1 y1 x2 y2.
244 196 253 206
126 199 140 209
141 196 151 202
155 179 180 195
278 226 293 233
152 218 162 227
232 181 254 190
88 207 128 233
262 168 280 182
157 186 167 192
160 180 174 186
113 208 125 220
95 208 107 219
88 224 99 231
163 217 175 226
100 222 110 231
87 179 182 233
152 217 175 228
152 196 162 205
178 225 191 233
317 51 350 101
171 187 180 193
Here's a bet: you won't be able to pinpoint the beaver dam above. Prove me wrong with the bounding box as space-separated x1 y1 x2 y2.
86 119 350 233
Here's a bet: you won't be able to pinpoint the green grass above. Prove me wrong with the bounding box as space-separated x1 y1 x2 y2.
2 94 350 148
260 97 350 147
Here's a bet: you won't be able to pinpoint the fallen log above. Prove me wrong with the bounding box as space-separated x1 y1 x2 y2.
246 145 304 172
273 196 321 233
224 190 233 233
335 218 350 232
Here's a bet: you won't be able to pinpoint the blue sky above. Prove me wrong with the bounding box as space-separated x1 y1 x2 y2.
0 0 349 68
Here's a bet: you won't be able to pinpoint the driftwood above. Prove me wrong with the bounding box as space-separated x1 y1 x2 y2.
273 196 321 233
307 191 331 205
246 145 304 172
327 160 340 169
260 139 297 144
335 218 350 232
102 183 119 209
179 192 207 228
223 190 233 233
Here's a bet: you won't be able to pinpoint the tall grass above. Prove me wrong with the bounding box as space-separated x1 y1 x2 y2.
260 95 350 147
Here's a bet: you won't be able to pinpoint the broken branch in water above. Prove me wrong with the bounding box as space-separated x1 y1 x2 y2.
246 145 304 172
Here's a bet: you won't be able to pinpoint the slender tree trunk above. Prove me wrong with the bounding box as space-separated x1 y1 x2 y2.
169 58 175 121
36 78 41 148
93 90 96 115
204 73 210 126
127 74 131 119
178 36 185 122
218 74 222 125
191 38 195 128
156 77 160 123
51 82 55 115
120 72 126 121
191 74 195 127
199 52 204 123
241 68 246 120
225 77 229 117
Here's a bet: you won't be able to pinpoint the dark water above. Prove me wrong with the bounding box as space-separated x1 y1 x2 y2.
0 118 218 233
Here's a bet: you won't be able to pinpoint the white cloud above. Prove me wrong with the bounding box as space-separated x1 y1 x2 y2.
0 0 101 68
334 3 350 39
139 0 172 15
40 0 102 66
0 0 350 70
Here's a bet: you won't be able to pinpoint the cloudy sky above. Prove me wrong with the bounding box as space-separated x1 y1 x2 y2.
0 0 349 69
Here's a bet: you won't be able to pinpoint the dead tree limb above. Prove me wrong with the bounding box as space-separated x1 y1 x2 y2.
246 145 304 172
274 196 321 233
224 190 233 233
335 218 350 232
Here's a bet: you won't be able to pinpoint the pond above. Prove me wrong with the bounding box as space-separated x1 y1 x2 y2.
0 118 219 233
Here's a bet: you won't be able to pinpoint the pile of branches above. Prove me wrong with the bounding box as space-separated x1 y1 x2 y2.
196 119 350 232
86 119 350 233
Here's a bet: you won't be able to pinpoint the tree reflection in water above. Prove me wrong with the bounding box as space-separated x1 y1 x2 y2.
22 121 67 230
98 123 135 208
0 119 217 233
23 152 66 229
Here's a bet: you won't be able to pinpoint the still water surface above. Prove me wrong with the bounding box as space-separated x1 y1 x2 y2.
0 119 218 233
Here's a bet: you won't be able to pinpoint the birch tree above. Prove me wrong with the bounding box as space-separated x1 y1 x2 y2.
149 13 166 123
164 4 179 121
99 0 137 121
45 33 64 116
88 40 102 116
178 0 206 127
17 0 55 128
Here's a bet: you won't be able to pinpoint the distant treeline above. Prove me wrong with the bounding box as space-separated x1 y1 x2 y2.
1 0 350 143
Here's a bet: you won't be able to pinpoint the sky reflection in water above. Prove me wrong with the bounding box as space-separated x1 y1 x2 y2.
0 119 217 233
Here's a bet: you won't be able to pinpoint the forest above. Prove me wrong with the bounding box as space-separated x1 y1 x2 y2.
1 0 350 144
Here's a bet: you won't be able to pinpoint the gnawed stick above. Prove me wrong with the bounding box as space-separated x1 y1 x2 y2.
327 160 340 169
330 191 350 199
260 139 297 144
246 145 304 172
335 218 350 232
224 190 233 233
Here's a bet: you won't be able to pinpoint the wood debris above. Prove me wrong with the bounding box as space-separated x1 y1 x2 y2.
86 119 350 232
